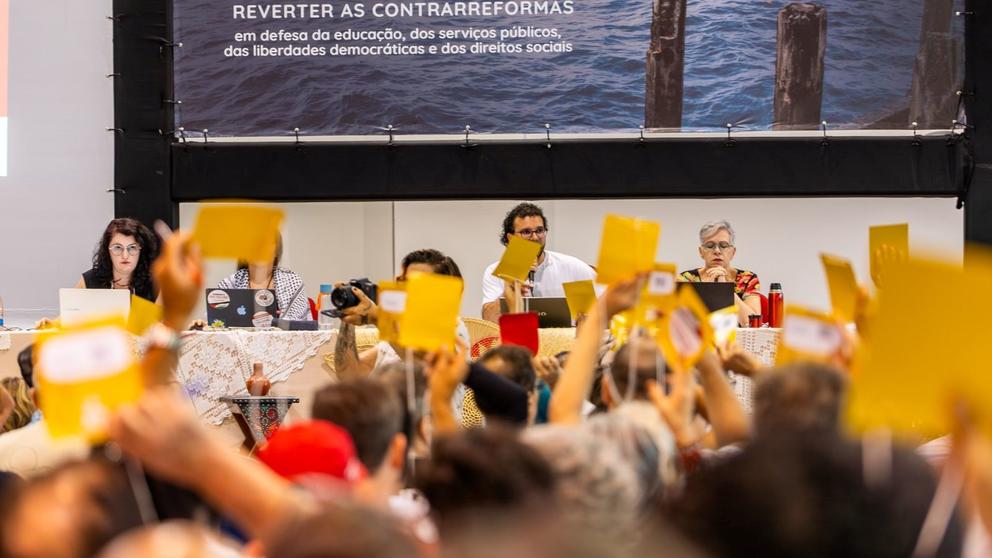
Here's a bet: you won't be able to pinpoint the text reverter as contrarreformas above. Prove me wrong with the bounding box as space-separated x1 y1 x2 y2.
232 1 575 19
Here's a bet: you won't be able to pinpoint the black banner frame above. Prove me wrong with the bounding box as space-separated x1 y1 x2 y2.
113 0 989 247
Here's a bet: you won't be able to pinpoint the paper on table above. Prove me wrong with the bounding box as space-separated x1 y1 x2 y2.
126 295 162 336
492 236 542 282
35 318 143 443
398 273 463 352
595 215 660 285
869 223 908 288
821 253 859 323
563 280 596 319
192 205 284 263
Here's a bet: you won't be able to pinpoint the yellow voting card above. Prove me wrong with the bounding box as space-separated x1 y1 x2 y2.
492 236 542 282
820 254 859 323
35 318 143 443
657 286 712 374
869 223 908 288
775 305 844 366
126 295 162 336
398 273 463 352
192 205 284 263
845 251 992 438
376 281 406 345
596 215 660 285
563 280 596 319
643 263 679 318
709 305 739 347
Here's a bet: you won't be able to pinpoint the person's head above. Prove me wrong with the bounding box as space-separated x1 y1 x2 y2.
478 345 538 423
96 521 239 558
667 434 963 558
601 337 665 407
311 379 406 483
237 231 283 272
92 218 158 288
256 420 366 486
1 378 37 433
266 500 420 558
374 361 429 461
697 220 736 271
417 426 557 536
17 344 38 409
399 248 462 280
501 203 548 252
1 458 144 558
753 363 847 436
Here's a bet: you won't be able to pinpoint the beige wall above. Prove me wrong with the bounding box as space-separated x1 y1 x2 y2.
182 197 963 320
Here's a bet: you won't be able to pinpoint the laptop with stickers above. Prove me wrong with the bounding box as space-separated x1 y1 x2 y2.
205 288 278 328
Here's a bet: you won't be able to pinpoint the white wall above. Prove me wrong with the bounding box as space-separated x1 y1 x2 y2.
0 1 114 326
195 197 961 319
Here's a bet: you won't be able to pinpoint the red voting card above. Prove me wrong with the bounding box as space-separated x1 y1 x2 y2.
499 312 539 356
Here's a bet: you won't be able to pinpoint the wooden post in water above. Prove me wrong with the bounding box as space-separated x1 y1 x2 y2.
909 0 959 128
644 0 686 129
773 3 827 130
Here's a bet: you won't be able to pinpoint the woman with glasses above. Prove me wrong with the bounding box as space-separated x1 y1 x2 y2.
75 218 160 302
680 220 761 324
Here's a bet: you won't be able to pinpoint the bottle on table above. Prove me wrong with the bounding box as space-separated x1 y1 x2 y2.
768 283 784 328
0 294 4 327
748 314 762 328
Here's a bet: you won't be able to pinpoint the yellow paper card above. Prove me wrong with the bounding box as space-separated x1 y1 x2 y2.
643 263 679 318
192 205 285 263
35 318 143 443
844 252 992 438
398 273 463 352
596 215 661 285
657 287 713 374
376 281 406 345
492 236 542 282
126 295 162 336
869 223 908 288
775 305 844 366
820 254 859 323
709 305 739 347
563 280 596 319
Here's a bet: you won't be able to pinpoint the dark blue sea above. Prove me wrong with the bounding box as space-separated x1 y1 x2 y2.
173 0 965 136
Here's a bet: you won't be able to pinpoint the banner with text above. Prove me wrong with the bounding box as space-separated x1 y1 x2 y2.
172 0 966 137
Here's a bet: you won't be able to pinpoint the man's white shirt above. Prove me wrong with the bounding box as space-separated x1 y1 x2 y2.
482 249 596 304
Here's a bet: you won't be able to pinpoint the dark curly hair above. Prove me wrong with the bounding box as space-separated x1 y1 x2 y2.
91 218 159 297
500 203 548 246
400 249 462 278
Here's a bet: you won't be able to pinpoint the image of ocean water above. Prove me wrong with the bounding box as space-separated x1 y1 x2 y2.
173 0 965 136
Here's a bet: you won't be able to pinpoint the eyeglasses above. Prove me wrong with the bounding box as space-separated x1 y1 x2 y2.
515 227 547 238
701 242 734 252
109 244 141 256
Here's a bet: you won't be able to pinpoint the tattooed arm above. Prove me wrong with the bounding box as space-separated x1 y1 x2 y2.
333 322 377 380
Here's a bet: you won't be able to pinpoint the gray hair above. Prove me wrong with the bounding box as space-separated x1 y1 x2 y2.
699 220 735 244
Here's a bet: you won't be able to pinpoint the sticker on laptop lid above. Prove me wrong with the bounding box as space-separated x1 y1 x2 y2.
252 311 274 328
255 289 275 307
207 290 230 308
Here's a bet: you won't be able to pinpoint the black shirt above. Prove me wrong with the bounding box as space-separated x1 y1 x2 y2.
81 268 157 302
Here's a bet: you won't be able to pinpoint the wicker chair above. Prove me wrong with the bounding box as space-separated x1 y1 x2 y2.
461 317 502 361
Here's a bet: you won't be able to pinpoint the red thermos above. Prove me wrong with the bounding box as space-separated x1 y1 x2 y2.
768 283 784 328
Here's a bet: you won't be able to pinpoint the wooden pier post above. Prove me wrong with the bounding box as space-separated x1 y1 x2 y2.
773 3 827 130
644 0 686 129
909 0 960 128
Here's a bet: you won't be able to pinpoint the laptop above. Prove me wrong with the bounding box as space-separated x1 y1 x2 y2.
499 297 573 328
205 288 278 328
678 282 736 313
59 288 132 327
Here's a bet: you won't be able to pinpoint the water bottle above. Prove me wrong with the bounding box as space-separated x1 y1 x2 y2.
0 294 4 328
317 284 338 330
768 283 784 328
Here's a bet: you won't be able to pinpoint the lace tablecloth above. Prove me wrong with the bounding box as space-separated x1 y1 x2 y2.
728 327 782 413
176 330 333 424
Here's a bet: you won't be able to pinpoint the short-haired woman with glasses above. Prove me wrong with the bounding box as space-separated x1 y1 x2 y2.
679 220 761 324
75 218 160 302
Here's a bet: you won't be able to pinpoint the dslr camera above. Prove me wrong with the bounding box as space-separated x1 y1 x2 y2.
331 278 378 310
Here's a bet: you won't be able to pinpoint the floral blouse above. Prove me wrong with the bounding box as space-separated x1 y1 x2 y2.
678 268 761 299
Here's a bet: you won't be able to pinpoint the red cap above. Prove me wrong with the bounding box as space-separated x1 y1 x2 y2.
257 420 366 483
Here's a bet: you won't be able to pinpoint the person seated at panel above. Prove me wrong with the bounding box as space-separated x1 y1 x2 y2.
679 220 761 325
216 232 309 320
482 203 596 323
75 218 160 302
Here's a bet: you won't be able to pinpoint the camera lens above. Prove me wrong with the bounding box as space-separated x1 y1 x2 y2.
331 285 360 310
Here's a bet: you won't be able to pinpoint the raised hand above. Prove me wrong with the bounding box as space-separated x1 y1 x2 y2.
152 226 203 331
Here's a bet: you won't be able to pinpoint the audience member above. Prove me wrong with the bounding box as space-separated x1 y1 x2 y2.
217 231 308 320
1 377 38 433
75 217 160 302
482 203 596 322
752 362 847 437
